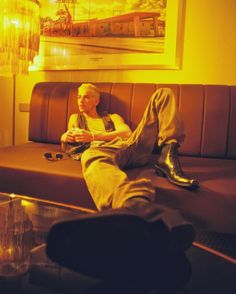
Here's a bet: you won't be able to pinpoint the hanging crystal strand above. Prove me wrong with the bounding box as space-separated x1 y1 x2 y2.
0 0 40 76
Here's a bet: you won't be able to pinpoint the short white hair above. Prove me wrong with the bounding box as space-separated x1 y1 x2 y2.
78 83 100 99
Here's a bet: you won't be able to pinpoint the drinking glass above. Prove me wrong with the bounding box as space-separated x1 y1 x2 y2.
0 195 33 277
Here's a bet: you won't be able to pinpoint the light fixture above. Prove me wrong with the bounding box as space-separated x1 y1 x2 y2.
0 0 41 76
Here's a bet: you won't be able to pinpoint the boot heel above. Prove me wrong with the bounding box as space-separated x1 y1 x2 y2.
154 165 165 177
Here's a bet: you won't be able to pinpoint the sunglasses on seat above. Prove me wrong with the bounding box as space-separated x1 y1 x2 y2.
43 152 63 161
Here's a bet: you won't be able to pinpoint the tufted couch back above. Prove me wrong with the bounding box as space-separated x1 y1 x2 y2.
29 82 236 159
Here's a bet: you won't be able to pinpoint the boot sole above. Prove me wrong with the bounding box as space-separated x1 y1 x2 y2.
46 212 150 278
46 208 194 279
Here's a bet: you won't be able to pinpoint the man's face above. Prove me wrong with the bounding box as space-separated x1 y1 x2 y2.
77 87 99 114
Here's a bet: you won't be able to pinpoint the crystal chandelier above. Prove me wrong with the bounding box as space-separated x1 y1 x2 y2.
0 0 41 76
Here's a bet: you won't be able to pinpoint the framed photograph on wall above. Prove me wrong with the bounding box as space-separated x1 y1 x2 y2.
30 0 184 71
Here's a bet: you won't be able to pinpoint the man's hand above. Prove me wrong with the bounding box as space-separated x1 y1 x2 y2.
73 129 94 142
61 129 76 143
61 128 94 147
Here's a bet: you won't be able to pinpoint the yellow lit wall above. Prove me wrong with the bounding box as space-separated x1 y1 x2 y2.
0 0 236 146
0 77 14 146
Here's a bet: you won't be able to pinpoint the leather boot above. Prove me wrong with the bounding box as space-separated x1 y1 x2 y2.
123 197 195 253
154 143 199 190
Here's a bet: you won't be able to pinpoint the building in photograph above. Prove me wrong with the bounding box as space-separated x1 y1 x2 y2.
41 11 165 37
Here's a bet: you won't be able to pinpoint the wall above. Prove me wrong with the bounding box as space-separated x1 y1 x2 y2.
0 77 14 146
0 0 236 146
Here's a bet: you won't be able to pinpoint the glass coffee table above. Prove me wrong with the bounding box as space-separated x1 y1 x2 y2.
2 193 236 294
0 192 98 293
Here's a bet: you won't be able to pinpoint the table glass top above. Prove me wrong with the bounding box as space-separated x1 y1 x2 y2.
0 192 94 277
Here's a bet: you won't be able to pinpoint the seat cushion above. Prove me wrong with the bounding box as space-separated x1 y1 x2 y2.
133 156 236 234
1 142 236 233
0 142 96 209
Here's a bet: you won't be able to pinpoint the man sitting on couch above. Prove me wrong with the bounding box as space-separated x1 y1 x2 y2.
61 83 199 209
46 83 199 291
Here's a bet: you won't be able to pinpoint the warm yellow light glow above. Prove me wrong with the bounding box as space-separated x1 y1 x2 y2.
0 246 4 258
0 0 41 76
6 247 13 257
0 247 13 259
21 200 35 208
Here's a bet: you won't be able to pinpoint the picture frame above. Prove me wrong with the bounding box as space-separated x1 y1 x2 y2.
30 0 184 71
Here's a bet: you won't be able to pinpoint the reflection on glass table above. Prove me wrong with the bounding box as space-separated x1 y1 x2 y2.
0 192 94 278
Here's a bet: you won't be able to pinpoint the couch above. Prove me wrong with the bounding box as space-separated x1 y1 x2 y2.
0 82 236 234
